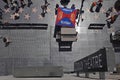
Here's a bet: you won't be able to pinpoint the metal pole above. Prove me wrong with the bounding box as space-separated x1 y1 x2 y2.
99 72 105 80
77 0 85 26
49 26 52 65
85 73 89 78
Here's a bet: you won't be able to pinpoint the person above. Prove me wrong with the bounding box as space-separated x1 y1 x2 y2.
14 12 20 20
44 0 50 13
41 0 50 16
11 0 19 11
71 4 75 9
90 1 97 12
106 14 118 28
114 0 120 12
60 0 70 7
27 0 33 7
106 7 113 17
95 2 103 13
2 37 12 47
90 0 103 13
44 0 48 5
20 0 26 8
55 4 59 15
41 5 45 17
41 12 45 17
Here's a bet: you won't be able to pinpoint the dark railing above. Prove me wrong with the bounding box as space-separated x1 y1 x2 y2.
0 23 48 30
88 23 105 29
74 48 108 73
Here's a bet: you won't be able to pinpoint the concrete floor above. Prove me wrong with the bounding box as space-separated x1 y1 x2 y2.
0 73 120 80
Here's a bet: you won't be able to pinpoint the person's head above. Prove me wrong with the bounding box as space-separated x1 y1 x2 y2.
3 37 7 42
56 4 59 8
60 0 70 7
114 0 120 12
72 4 75 7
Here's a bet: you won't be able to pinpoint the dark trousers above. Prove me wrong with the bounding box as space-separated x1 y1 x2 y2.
28 0 33 7
95 3 102 12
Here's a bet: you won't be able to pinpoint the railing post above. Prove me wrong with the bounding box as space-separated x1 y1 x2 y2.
85 73 89 78
99 72 105 80
76 72 79 77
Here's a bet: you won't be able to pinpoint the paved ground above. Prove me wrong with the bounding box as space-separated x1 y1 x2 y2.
0 73 120 80
0 0 120 78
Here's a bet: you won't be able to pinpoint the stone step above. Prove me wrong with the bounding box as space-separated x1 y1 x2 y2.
13 66 63 78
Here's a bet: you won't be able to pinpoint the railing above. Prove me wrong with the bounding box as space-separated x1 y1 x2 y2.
0 23 48 30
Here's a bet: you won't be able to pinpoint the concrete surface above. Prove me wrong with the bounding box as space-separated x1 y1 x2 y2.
0 73 120 80
0 0 120 76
